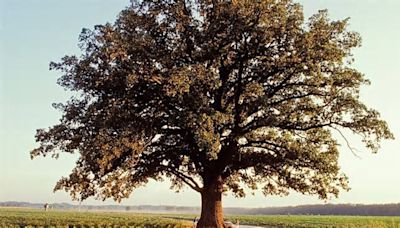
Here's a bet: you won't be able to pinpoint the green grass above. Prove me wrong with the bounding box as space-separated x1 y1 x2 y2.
1 207 400 228
223 214 400 228
175 213 400 228
0 207 191 227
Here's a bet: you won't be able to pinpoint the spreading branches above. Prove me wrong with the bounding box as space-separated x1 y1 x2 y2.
32 0 392 203
164 166 203 192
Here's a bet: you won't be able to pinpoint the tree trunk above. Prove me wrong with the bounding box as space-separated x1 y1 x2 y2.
197 176 224 228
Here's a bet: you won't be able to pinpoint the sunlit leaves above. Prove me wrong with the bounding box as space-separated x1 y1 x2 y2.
32 0 393 203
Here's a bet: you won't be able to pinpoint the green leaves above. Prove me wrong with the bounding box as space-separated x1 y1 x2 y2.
32 0 393 202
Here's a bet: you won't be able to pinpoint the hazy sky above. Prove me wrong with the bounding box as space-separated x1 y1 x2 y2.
1 0 399 207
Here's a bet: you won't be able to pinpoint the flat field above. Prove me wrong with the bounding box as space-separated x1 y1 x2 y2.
0 207 190 228
224 214 400 228
1 207 400 228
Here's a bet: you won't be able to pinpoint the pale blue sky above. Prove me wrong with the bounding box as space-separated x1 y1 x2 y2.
0 0 399 207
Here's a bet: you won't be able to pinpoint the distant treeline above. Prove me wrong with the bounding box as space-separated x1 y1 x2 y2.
226 204 400 216
1 201 399 216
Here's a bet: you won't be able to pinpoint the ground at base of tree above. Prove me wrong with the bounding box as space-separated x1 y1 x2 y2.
1 207 400 228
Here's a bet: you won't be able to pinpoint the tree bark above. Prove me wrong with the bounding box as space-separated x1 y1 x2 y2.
197 176 224 228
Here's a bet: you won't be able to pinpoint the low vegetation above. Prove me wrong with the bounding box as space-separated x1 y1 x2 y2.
0 207 191 228
225 215 400 228
1 207 400 227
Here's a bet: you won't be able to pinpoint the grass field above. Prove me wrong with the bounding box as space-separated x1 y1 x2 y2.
1 207 399 228
0 207 191 228
224 215 400 228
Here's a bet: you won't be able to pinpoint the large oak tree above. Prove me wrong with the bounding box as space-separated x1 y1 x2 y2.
32 0 393 227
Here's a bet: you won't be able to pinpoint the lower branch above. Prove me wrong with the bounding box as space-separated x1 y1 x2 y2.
164 166 203 192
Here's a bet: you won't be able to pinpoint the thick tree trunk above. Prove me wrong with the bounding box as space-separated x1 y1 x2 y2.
197 176 224 228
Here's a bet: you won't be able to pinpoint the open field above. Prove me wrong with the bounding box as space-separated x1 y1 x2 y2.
0 207 190 228
224 215 400 228
1 207 400 227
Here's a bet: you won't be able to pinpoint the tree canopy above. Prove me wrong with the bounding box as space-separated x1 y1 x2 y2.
32 0 393 226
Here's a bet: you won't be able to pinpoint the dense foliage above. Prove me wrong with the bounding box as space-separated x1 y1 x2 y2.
31 0 393 226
